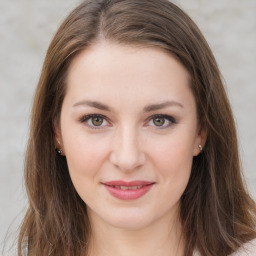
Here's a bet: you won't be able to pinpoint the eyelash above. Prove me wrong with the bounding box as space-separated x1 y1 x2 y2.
79 114 177 129
79 114 110 129
147 114 177 129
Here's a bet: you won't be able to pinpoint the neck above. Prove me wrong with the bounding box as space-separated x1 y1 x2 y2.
87 209 185 256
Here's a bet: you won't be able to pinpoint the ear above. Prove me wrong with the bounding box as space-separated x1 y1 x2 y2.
53 120 63 151
193 125 207 156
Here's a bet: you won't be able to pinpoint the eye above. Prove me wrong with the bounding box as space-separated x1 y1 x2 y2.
80 114 110 129
148 114 176 128
91 116 104 126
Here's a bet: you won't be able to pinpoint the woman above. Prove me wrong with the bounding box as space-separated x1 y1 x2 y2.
18 0 256 255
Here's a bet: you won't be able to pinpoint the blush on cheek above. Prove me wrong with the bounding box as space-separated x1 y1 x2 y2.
65 143 107 179
154 145 193 185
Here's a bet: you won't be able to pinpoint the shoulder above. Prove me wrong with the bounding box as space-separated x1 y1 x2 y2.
229 238 256 256
193 239 256 256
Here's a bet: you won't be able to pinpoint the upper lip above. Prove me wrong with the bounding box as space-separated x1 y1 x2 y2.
102 180 155 186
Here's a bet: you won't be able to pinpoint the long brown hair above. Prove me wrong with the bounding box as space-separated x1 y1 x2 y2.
18 0 256 255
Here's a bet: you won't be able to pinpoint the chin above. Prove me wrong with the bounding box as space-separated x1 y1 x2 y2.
102 208 159 231
110 218 152 231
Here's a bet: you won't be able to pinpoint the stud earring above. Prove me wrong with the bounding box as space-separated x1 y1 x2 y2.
55 139 64 155
198 144 203 152
57 149 63 154
57 148 64 155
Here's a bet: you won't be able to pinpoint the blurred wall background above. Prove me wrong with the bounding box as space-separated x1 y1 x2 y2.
0 0 255 254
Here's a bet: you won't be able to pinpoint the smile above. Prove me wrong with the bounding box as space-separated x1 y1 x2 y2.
108 185 143 190
102 181 155 200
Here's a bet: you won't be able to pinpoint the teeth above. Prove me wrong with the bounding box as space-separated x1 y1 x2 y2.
112 185 143 190
120 186 129 190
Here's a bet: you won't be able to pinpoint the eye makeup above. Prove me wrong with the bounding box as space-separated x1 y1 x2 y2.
79 113 177 130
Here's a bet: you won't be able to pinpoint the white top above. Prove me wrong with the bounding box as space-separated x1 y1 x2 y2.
22 238 256 256
193 238 256 256
229 238 256 256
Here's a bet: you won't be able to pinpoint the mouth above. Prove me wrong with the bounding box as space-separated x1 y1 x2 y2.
107 185 145 190
101 180 155 200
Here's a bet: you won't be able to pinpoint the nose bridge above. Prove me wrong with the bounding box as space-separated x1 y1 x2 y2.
110 123 145 171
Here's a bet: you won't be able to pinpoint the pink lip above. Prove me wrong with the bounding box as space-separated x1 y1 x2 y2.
102 180 155 200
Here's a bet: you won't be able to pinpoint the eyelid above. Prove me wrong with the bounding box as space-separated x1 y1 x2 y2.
145 114 177 128
79 114 111 129
149 114 176 122
79 113 176 129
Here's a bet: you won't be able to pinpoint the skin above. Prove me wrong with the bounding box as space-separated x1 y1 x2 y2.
55 41 205 256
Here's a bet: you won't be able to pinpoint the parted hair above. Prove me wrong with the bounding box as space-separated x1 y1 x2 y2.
18 0 256 255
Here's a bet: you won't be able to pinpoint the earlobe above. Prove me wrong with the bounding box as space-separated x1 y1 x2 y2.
53 120 65 155
193 126 207 156
53 120 62 146
193 144 202 156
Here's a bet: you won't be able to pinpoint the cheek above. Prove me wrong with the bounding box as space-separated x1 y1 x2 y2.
149 132 194 182
63 130 110 177
63 132 111 203
152 139 193 204
151 130 194 163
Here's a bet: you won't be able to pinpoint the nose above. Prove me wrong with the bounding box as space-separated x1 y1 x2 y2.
109 126 146 172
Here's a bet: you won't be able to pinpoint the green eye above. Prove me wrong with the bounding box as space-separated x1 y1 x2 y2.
148 114 176 129
80 114 110 129
153 117 166 126
91 117 104 126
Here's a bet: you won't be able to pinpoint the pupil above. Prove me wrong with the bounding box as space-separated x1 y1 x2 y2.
153 117 165 126
92 117 103 126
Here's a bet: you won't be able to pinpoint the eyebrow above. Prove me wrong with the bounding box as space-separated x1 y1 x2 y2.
73 100 112 111
73 100 184 112
143 101 184 112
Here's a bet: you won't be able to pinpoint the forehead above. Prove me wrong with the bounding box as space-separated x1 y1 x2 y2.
65 41 195 111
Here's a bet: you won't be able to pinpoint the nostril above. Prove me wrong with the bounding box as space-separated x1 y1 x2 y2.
109 128 146 171
109 148 146 171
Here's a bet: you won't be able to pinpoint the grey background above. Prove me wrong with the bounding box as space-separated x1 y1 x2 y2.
0 0 255 254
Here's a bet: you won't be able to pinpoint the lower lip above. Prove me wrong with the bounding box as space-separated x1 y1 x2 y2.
103 184 154 200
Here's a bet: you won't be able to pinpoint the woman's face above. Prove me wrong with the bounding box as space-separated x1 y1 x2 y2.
57 41 204 230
